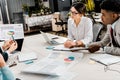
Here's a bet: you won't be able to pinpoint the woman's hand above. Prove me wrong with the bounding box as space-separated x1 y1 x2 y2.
76 40 85 47
8 41 18 53
2 40 14 51
64 40 76 48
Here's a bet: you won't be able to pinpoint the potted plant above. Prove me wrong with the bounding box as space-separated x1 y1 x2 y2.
22 4 29 15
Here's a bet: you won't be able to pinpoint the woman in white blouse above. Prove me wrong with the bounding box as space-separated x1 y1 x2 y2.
64 2 93 48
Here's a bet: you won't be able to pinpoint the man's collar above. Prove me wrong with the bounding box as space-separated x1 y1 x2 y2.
111 18 120 29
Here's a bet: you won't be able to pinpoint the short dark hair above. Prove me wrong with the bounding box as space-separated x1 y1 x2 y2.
72 2 86 14
100 0 120 13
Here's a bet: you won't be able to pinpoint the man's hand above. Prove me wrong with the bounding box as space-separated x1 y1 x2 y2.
64 40 76 48
2 40 14 51
8 41 18 53
88 44 101 53
0 54 6 68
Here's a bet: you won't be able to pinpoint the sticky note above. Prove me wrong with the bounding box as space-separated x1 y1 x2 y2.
68 56 75 61
46 46 55 50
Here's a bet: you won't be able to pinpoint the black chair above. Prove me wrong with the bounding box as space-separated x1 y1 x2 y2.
54 11 68 35
12 12 24 24
93 23 103 42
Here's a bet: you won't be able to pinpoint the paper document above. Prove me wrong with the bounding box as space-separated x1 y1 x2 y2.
0 24 24 40
44 72 78 80
18 52 37 62
53 38 67 44
22 51 83 76
90 54 120 66
53 45 88 51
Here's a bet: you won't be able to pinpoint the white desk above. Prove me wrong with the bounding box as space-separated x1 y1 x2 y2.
10 33 120 80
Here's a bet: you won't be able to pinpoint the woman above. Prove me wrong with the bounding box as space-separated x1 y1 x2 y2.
0 40 18 80
64 2 93 48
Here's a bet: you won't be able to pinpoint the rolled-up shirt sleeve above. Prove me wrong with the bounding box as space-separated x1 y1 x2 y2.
0 66 15 80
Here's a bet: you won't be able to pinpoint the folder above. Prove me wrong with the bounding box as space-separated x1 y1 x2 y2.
90 54 120 66
53 45 88 51
18 52 37 62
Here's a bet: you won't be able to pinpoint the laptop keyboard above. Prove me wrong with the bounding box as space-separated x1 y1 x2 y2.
51 40 59 44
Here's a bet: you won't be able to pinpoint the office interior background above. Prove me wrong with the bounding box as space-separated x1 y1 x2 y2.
0 0 104 38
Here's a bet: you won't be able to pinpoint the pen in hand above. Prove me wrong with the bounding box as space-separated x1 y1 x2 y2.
11 35 15 42
9 61 17 67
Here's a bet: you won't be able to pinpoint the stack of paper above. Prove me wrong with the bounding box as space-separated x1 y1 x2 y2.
18 52 37 62
90 54 120 66
53 45 88 51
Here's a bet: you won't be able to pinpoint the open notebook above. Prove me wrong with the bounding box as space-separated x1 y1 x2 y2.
90 54 120 66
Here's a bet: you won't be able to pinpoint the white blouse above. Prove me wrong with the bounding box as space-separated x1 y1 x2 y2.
67 16 93 46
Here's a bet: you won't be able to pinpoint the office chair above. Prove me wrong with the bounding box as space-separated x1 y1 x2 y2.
93 23 103 42
54 10 68 35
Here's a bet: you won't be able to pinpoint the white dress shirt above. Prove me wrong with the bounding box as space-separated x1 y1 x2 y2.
67 16 93 46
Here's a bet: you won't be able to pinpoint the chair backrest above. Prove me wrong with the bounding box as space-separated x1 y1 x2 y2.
59 11 68 22
93 23 103 42
53 12 60 19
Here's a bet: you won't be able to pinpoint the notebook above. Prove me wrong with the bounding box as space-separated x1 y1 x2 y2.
40 31 66 45
90 54 120 66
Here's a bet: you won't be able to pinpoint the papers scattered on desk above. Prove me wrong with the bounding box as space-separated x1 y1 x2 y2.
22 51 83 76
90 54 120 66
44 72 78 80
18 52 37 62
53 45 88 51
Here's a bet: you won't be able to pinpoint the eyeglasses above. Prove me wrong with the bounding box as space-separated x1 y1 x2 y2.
70 11 79 16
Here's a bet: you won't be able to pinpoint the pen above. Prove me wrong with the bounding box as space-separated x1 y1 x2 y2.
11 35 15 41
9 62 17 67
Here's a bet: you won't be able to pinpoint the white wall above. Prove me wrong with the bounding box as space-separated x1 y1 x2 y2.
0 8 3 24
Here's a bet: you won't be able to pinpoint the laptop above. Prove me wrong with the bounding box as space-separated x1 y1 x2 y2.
40 31 66 45
15 39 24 51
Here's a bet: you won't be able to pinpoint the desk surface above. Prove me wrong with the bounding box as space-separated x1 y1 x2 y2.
11 33 120 80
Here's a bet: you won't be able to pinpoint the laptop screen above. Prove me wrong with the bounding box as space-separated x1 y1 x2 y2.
40 31 51 43
15 39 24 51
